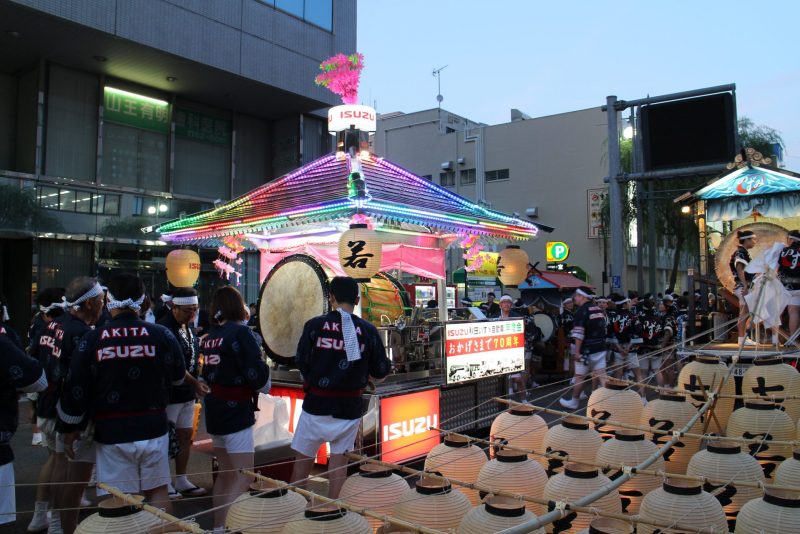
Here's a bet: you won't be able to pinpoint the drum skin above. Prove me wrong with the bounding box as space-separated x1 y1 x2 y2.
532 312 556 342
257 254 329 365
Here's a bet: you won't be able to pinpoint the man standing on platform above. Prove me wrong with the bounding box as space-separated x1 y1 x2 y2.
779 230 800 343
290 277 391 499
560 287 608 410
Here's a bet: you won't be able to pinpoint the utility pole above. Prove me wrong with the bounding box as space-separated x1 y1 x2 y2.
606 96 624 293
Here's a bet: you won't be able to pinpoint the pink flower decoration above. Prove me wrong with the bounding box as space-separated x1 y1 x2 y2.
315 53 364 104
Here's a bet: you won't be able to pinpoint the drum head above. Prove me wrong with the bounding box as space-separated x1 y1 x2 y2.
533 312 556 342
257 254 329 366
360 272 411 326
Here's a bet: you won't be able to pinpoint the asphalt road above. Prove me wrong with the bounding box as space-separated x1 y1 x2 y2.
2 379 574 533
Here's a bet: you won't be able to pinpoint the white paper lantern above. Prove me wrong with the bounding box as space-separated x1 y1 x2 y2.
339 223 382 281
497 245 529 288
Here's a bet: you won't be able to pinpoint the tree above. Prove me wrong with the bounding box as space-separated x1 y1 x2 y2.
738 117 785 160
0 184 63 234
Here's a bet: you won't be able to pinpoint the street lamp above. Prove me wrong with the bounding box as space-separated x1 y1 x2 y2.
623 125 634 140
680 205 692 214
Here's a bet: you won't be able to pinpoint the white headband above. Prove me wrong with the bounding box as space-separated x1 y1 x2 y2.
2 306 8 322
106 291 146 312
575 288 593 298
790 235 800 242
172 296 199 306
614 298 630 305
63 282 104 311
562 298 573 305
39 302 63 314
160 294 173 303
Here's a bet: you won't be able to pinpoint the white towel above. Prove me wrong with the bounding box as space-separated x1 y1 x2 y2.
337 308 362 362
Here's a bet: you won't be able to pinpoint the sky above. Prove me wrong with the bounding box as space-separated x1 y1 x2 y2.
357 0 800 166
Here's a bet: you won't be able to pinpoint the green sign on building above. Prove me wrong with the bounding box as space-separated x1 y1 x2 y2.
103 86 169 133
174 108 231 145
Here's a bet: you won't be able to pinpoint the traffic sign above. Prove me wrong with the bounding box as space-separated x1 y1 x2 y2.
611 275 621 290
546 241 570 262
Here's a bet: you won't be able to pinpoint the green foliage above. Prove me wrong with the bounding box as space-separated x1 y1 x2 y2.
738 117 784 159
0 184 63 233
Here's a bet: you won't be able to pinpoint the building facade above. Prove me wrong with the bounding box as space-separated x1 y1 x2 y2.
0 0 354 334
374 107 690 296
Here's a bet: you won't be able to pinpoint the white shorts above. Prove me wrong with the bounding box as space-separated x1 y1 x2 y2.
37 417 57 451
788 289 800 307
167 400 196 430
67 434 96 464
0 462 14 525
574 351 607 375
734 287 748 307
96 434 170 493
211 426 254 454
291 412 360 458
613 351 640 370
639 350 663 372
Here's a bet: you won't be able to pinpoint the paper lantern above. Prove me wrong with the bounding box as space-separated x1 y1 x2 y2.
226 481 308 534
686 441 765 529
742 356 800 422
640 392 702 474
458 496 543 534
542 463 621 533
490 405 547 460
542 416 603 476
575 518 634 534
637 479 727 534
339 465 410 533
393 478 472 532
775 450 800 487
586 379 644 440
165 249 201 287
676 355 735 435
477 449 549 516
338 224 382 281
497 245 529 288
735 490 800 533
595 430 663 515
424 435 487 506
76 496 163 534
282 505 372 534
726 400 795 480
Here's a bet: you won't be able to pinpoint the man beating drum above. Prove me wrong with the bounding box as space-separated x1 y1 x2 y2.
290 276 391 499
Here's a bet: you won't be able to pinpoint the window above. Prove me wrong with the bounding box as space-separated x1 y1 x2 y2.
485 169 510 182
460 169 476 185
439 171 455 187
38 186 120 215
421 174 432 181
273 0 332 30
173 107 231 199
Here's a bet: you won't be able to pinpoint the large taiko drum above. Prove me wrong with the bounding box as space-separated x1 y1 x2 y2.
257 254 409 365
532 312 556 342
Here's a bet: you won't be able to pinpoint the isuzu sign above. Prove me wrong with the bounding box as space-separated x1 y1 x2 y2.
380 388 440 463
328 104 377 133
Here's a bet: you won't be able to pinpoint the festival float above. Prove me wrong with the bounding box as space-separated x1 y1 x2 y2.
154 53 539 467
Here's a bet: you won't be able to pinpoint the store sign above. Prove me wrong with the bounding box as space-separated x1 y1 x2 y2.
380 389 440 464
269 385 328 464
444 319 525 385
104 86 169 133
467 251 499 278
174 108 231 145
587 187 608 239
328 104 377 133
546 241 570 262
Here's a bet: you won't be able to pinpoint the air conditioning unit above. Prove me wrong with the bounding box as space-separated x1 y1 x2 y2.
441 161 453 170
457 157 466 165
526 207 539 218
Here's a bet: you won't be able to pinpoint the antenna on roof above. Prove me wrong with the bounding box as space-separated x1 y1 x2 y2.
432 65 448 109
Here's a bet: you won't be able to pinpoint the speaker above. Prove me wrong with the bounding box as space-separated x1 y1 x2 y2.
640 93 736 171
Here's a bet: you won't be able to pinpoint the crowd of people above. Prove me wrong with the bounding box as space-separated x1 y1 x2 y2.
0 273 390 534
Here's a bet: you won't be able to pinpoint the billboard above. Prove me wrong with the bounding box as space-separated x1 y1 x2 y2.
380 388 440 464
444 319 525 384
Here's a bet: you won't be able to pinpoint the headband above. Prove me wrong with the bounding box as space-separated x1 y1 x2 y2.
2 306 8 322
790 235 800 242
63 282 104 311
562 298 573 305
613 298 630 305
499 295 513 303
172 296 199 306
106 291 146 312
39 302 64 314
160 294 173 303
738 231 755 242
575 288 593 298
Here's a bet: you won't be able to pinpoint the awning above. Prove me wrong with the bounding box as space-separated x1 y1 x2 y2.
518 271 589 290
694 166 800 200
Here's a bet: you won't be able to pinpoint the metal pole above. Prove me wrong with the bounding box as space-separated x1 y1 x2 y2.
636 184 645 293
606 96 624 293
647 181 657 294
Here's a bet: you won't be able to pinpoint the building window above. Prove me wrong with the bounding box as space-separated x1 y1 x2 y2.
38 186 120 215
173 107 231 199
439 171 455 187
421 174 432 181
273 0 333 31
460 168 476 185
485 169 510 182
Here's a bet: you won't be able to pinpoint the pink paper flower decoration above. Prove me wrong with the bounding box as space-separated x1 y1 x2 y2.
314 53 364 104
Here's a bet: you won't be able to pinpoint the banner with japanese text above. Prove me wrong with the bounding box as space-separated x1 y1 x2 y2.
444 319 525 384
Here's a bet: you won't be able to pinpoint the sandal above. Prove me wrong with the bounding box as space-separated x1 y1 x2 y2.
179 484 208 497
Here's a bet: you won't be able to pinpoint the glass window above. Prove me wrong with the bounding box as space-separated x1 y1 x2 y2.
100 194 120 215
75 190 92 213
275 0 303 18
460 169 476 185
39 186 60 210
58 189 74 211
485 169 510 182
304 0 332 30
101 122 167 191
439 171 455 187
